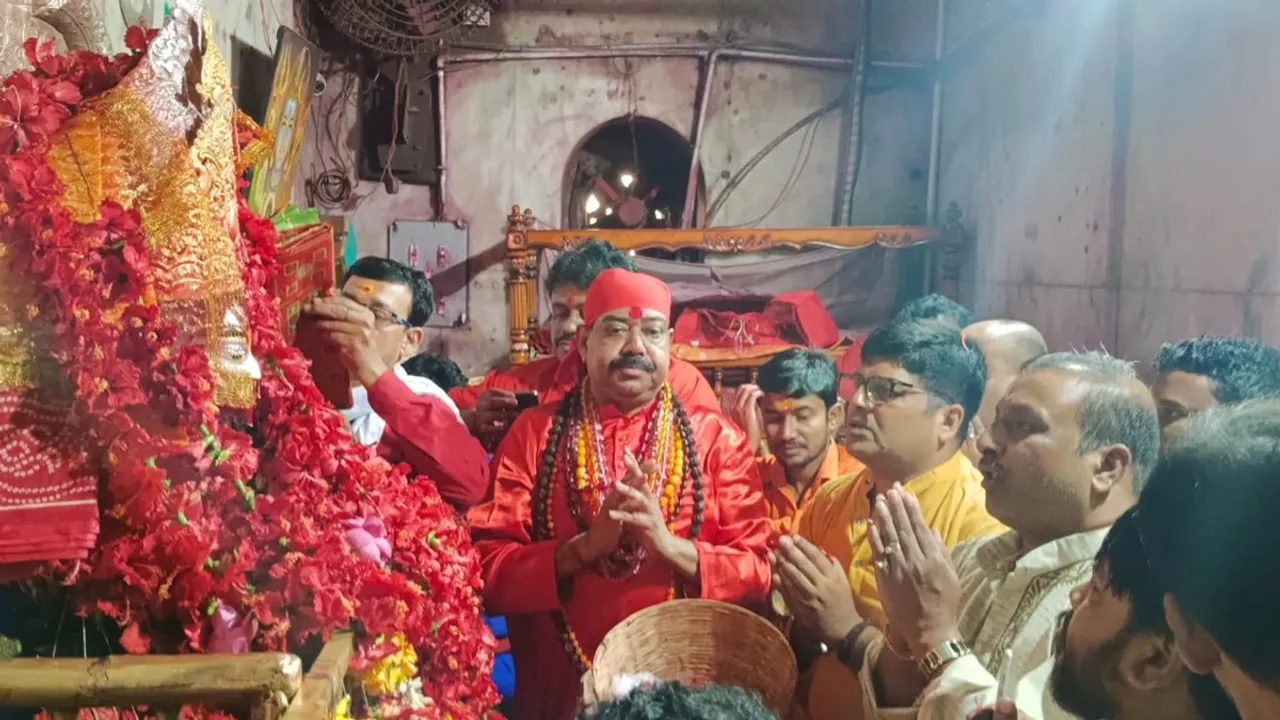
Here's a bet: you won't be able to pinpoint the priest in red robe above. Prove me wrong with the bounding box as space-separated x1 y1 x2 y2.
469 268 774 720
450 241 720 440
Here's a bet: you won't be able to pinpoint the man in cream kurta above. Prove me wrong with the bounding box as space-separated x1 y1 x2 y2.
858 528 1107 719
856 351 1161 719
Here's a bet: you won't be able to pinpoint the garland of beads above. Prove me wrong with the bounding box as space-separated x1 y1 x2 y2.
531 382 707 672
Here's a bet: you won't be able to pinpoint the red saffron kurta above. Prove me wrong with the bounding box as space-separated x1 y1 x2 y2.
367 371 490 509
468 396 774 720
449 355 722 414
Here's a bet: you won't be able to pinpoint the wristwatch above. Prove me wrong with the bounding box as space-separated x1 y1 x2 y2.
916 639 971 679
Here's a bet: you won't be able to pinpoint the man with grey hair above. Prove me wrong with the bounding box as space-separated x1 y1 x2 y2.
850 351 1159 719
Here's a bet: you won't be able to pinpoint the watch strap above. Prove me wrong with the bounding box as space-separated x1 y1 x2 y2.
916 639 971 679
836 620 875 673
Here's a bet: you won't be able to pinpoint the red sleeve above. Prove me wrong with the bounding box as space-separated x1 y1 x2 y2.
670 360 723 414
448 382 486 412
691 418 774 605
467 410 565 615
368 371 489 510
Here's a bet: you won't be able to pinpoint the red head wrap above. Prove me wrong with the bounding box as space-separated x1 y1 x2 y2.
583 268 672 326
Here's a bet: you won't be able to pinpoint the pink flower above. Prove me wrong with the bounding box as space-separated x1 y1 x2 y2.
208 605 257 654
344 516 393 565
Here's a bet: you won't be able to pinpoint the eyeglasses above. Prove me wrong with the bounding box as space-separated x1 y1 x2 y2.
341 293 412 329
850 375 921 405
850 375 957 406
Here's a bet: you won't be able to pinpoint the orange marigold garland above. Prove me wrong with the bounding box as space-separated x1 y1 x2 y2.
532 382 705 671
0 34 499 719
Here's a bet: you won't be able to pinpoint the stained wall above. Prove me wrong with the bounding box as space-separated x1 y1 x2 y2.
939 0 1280 361
301 0 937 373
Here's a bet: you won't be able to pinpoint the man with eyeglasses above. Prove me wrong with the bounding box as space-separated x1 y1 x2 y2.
302 256 490 510
771 319 1004 720
854 351 1158 720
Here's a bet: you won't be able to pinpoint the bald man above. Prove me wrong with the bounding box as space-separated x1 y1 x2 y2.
961 320 1047 463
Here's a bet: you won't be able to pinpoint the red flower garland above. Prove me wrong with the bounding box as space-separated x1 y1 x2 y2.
1 35 498 719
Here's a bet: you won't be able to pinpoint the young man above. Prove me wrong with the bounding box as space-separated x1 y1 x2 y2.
1050 507 1239 720
303 257 489 510
729 349 861 534
773 320 1003 720
1151 336 1280 446
450 240 718 439
1140 400 1280 720
469 269 772 720
854 350 1159 719
960 320 1048 464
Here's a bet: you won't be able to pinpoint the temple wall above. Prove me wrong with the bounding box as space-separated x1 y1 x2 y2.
298 0 938 374
939 0 1280 364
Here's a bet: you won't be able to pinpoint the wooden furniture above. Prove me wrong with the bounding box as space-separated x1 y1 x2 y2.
0 652 303 719
504 205 969 392
0 633 354 719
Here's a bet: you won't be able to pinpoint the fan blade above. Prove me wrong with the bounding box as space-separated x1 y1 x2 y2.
595 177 621 202
642 186 660 202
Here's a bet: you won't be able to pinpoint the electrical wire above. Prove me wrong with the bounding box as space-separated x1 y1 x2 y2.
704 92 847 224
721 107 821 228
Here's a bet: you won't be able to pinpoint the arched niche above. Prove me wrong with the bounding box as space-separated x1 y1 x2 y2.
562 115 708 261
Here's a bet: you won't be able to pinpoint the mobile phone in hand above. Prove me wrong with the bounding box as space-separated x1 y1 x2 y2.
514 391 539 411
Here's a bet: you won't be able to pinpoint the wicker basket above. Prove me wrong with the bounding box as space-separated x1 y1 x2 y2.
588 599 797 713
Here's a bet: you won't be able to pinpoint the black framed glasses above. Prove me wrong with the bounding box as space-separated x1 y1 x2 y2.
850 374 957 406
341 293 412 329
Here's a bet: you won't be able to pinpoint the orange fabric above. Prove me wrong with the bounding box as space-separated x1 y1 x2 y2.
760 443 864 536
796 452 1006 720
448 355 721 415
468 399 774 720
583 268 672 325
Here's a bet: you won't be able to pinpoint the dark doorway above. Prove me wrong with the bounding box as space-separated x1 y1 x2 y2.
564 116 707 262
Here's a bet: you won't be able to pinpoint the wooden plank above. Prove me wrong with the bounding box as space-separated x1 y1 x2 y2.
522 226 935 253
0 653 302 710
280 632 355 720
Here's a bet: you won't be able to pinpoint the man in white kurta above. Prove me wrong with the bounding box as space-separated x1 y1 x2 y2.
856 351 1161 719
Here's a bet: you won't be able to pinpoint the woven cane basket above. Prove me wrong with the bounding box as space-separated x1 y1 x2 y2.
588 599 797 713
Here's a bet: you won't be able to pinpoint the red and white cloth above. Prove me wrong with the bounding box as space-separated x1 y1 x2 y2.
0 388 99 574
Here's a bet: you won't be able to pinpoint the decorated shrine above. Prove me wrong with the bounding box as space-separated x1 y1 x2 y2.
0 1 497 716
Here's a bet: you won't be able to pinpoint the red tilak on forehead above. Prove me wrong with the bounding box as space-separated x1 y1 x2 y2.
628 306 644 320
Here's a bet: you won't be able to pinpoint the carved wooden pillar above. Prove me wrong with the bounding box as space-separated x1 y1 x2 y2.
505 206 537 365
935 202 970 302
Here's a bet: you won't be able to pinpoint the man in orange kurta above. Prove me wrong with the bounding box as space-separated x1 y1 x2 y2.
728 349 863 535
469 269 773 720
450 240 719 439
772 318 1005 720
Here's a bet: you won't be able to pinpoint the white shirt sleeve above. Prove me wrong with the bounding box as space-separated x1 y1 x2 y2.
858 636 1073 720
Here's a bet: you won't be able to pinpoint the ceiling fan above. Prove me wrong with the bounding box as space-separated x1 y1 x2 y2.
582 168 669 229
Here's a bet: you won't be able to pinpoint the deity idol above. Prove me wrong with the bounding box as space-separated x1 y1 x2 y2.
0 2 498 714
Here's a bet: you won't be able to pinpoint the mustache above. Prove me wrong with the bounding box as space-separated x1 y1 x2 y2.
609 354 656 373
555 333 575 345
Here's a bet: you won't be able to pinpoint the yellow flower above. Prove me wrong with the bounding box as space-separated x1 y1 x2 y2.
358 633 419 697
334 694 355 720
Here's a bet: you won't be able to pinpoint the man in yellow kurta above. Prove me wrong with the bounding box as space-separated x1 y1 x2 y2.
729 350 863 536
771 318 1005 720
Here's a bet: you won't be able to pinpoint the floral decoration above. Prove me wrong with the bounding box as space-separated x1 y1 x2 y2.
1 32 498 719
